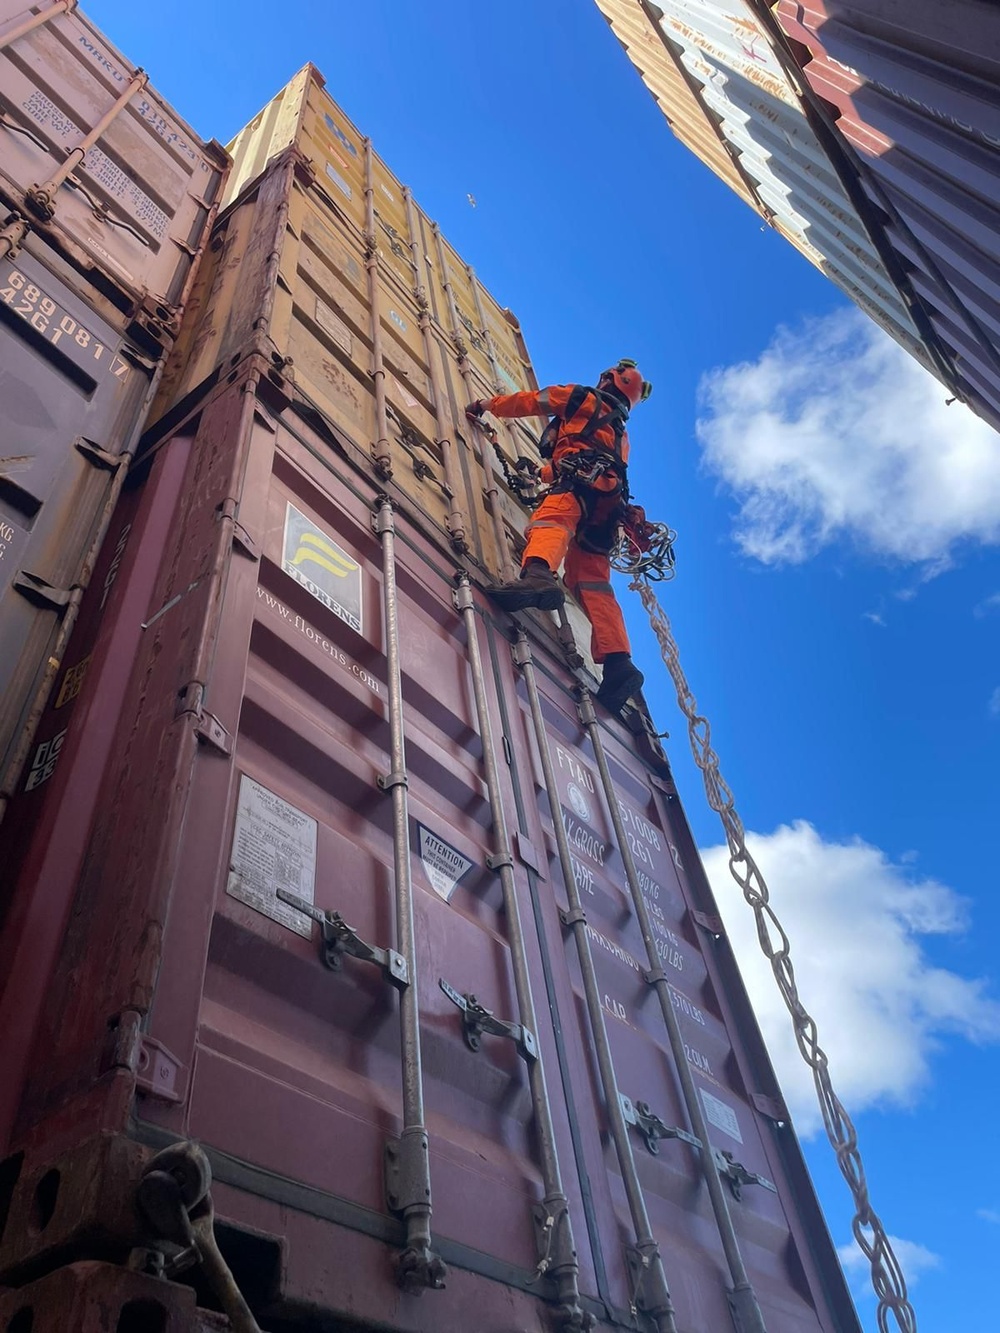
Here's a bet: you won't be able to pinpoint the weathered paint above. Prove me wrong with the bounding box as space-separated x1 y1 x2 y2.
0 247 156 810
0 0 228 331
150 146 535 581
0 361 860 1332
593 0 936 371
776 0 1000 427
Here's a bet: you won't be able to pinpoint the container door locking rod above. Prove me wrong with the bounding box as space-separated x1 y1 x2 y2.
404 189 469 551
512 632 679 1333
575 689 768 1333
432 227 516 581
454 576 592 1332
374 496 446 1293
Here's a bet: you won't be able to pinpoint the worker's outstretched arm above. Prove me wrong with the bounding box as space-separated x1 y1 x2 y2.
466 384 579 421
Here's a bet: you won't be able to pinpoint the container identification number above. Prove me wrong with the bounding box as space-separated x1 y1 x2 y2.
0 267 111 366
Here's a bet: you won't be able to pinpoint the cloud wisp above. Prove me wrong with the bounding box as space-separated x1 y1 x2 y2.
701 821 1000 1136
837 1235 941 1291
696 309 1000 569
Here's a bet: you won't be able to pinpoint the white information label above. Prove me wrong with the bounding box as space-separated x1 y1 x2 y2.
418 824 473 902
701 1088 743 1143
227 775 317 936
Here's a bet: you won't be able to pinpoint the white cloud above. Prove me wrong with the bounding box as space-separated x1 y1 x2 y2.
989 687 1000 719
862 610 886 626
837 1235 941 1290
701 821 1000 1135
696 309 1000 567
977 1208 1000 1225
974 592 1000 618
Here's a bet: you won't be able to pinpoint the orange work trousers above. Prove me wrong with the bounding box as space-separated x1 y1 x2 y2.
522 490 630 662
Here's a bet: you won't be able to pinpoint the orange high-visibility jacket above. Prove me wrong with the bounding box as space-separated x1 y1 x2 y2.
483 384 630 492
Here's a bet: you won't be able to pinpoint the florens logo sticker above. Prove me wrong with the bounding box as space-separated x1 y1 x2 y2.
282 502 362 633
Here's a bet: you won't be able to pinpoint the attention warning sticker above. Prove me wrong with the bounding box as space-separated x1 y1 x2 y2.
417 824 473 902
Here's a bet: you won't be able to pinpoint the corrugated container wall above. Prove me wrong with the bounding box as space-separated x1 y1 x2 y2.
774 0 1000 427
0 1 227 814
593 0 1000 431
0 353 861 1333
152 65 543 591
0 61 860 1333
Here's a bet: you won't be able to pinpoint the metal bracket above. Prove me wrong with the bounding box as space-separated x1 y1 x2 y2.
485 849 513 872
692 909 725 936
193 710 231 755
383 1131 435 1218
751 1092 787 1122
217 497 260 560
377 769 408 792
620 1094 701 1156
712 1148 777 1201
12 570 75 609
559 905 588 928
438 978 537 1061
74 436 121 470
277 889 408 988
135 1036 184 1104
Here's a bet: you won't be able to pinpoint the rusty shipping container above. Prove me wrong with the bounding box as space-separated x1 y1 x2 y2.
150 65 541 586
0 243 160 813
0 1 228 811
0 350 860 1332
0 0 228 339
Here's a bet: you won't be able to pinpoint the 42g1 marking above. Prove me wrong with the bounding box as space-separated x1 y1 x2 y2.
0 265 127 379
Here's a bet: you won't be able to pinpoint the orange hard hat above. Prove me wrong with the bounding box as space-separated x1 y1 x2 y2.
599 359 652 409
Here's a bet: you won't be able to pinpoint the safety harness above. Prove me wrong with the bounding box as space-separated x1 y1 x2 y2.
541 385 630 495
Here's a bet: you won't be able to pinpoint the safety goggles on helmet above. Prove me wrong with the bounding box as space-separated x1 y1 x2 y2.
600 359 653 408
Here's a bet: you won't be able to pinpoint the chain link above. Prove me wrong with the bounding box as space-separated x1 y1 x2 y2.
632 577 918 1333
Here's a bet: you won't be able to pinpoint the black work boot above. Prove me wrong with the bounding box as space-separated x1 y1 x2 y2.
596 653 644 713
489 558 564 612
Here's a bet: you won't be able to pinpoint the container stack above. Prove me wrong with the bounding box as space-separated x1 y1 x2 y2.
0 32 861 1333
0 0 227 815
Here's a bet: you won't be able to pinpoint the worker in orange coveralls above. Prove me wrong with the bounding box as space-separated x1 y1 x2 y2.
466 360 652 713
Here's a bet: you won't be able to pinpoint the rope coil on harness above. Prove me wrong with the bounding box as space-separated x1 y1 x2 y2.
631 574 918 1333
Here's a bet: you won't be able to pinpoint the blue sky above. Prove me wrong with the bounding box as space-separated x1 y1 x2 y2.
87 1 999 1327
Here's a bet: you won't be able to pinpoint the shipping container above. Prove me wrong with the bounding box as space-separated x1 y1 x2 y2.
774 0 1000 428
0 0 228 340
0 356 860 1332
592 0 938 371
0 243 160 813
150 67 541 584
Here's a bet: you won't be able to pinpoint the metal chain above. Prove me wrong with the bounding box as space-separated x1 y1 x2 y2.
632 576 918 1333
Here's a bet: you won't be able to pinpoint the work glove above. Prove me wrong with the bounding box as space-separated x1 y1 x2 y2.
514 456 539 478
464 399 486 421
623 503 656 552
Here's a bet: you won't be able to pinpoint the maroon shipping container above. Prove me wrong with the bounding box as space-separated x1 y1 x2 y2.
0 0 228 340
775 0 1000 429
0 357 859 1332
0 244 161 813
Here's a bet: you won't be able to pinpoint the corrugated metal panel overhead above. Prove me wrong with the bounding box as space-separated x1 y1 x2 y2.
594 0 936 368
775 0 1000 427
